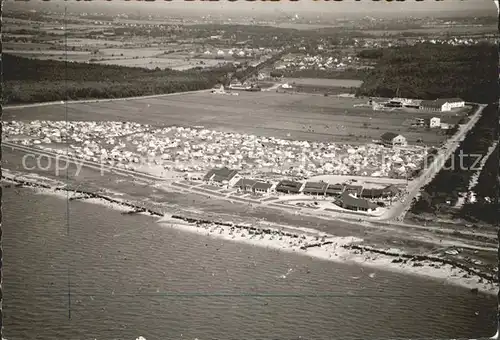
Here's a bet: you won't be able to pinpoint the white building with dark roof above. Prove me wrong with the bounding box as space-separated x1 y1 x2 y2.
380 132 407 147
420 98 465 112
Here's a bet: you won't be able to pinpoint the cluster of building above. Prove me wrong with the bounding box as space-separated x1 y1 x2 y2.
419 37 494 46
202 166 401 213
4 122 427 180
201 47 274 58
411 117 442 129
351 37 492 49
378 97 465 112
225 79 261 91
273 53 361 71
147 127 424 179
3 120 147 144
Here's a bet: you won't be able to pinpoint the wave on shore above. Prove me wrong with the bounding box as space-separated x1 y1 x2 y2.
2 173 497 296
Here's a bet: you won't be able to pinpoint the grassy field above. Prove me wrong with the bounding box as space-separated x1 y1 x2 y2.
4 91 455 146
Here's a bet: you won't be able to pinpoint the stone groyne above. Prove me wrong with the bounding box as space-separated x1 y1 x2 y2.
3 175 496 286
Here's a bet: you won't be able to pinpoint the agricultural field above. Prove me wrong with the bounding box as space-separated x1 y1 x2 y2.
94 57 227 70
64 38 128 48
4 40 240 70
4 91 458 147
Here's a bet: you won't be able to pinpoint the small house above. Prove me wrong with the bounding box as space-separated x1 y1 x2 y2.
429 117 441 128
380 132 407 147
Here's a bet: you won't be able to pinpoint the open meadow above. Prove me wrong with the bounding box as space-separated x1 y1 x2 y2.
93 57 225 70
4 91 456 146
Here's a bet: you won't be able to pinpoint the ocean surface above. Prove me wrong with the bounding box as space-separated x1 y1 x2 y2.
3 188 497 340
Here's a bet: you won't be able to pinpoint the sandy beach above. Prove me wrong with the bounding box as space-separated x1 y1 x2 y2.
6 176 496 297
157 216 497 296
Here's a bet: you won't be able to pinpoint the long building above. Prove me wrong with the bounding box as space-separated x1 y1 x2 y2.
420 98 465 112
234 178 273 194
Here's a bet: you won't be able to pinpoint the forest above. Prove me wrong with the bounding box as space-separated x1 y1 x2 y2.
356 42 498 103
3 54 233 104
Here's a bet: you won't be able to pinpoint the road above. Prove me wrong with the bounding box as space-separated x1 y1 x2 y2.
383 104 486 221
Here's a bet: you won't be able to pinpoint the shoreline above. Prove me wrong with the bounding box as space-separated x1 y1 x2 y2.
3 173 497 297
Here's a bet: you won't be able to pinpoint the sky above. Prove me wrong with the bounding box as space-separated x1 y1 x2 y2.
6 0 497 18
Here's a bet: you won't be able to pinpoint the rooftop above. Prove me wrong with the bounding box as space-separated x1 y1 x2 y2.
235 178 258 187
380 132 400 141
421 98 464 108
204 167 238 181
303 181 328 190
253 181 272 190
339 192 378 210
277 179 302 188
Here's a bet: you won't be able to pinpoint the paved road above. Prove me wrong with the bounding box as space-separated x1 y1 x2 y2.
382 104 486 221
